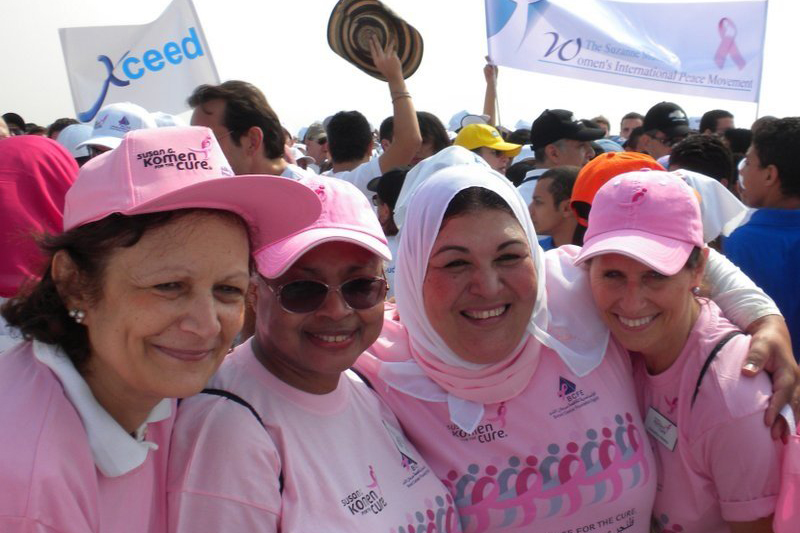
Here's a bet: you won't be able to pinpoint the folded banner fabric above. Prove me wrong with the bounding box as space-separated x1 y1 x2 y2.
485 0 767 103
60 0 219 122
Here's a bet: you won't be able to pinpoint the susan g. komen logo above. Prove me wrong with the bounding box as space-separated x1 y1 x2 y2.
135 139 215 171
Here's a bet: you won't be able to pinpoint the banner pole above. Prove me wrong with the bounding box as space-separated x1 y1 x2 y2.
754 0 770 119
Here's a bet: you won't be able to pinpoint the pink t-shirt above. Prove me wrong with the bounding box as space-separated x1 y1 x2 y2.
167 340 461 533
0 342 173 533
633 301 780 533
357 330 656 533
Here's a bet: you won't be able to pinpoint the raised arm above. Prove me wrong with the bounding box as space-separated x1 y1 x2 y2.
482 61 498 126
371 35 421 173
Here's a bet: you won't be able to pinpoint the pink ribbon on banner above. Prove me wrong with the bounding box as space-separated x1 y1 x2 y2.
714 17 746 70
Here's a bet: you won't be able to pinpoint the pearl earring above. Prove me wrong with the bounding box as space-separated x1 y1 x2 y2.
69 309 86 324
691 286 700 296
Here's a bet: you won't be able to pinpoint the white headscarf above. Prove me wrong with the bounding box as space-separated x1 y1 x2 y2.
372 147 608 432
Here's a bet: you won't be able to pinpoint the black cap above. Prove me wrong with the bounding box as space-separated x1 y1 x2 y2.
367 167 407 210
530 109 605 150
643 102 690 138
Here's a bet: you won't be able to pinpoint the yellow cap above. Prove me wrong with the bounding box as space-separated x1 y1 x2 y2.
453 124 522 157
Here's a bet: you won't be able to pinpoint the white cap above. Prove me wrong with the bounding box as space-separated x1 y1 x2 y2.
151 111 187 128
56 124 93 158
512 145 535 165
514 119 533 131
290 144 315 164
448 110 490 133
77 102 157 150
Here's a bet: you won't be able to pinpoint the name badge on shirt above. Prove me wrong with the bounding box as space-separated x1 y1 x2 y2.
645 407 678 451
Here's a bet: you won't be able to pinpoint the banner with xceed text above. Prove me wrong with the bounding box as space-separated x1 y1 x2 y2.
486 0 767 102
60 0 219 122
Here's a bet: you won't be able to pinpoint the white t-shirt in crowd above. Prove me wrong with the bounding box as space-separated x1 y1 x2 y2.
324 158 382 203
282 163 317 181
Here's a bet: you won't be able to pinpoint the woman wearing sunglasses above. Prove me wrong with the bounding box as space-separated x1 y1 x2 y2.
168 177 460 533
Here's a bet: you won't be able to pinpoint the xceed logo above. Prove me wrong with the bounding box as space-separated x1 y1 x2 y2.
78 27 206 122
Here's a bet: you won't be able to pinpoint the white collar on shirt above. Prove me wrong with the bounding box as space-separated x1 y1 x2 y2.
33 341 172 477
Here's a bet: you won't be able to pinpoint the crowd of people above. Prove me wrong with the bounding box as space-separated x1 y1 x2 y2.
1 36 799 533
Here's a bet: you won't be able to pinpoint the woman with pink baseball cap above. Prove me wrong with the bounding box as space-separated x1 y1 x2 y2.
574 171 785 533
0 126 321 533
168 176 460 533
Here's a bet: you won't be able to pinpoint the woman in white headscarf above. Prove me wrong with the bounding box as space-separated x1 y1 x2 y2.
356 147 797 533
358 155 655 533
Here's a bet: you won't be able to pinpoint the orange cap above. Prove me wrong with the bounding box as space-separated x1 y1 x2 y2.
570 152 665 226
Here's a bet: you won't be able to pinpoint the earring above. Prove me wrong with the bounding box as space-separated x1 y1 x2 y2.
691 286 700 295
68 309 86 324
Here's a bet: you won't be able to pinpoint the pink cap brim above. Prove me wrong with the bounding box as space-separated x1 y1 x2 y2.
574 229 695 276
255 226 392 279
66 175 321 251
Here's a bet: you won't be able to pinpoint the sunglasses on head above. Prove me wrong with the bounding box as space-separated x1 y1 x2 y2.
266 276 388 314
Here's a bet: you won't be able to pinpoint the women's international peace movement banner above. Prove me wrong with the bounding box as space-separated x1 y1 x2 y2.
60 0 219 122
486 0 767 102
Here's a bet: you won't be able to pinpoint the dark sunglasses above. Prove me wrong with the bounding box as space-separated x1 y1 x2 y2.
267 276 388 314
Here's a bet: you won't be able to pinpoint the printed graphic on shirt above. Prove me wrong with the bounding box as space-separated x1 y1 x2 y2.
442 413 650 533
383 420 431 488
446 403 510 444
340 468 388 517
391 493 462 533
653 512 683 533
550 377 599 419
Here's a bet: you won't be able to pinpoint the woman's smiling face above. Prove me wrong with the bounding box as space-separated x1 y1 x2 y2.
423 208 537 364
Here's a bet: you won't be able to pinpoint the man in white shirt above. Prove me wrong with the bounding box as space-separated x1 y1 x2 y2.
324 36 421 201
188 80 312 180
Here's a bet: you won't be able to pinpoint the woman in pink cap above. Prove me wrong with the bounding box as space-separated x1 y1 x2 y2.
353 147 796 533
168 176 460 533
574 171 784 533
0 126 321 533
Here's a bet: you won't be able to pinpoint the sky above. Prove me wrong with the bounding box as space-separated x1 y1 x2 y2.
2 0 798 137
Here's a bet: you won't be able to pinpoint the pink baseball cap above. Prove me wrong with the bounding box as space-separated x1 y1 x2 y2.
63 126 322 250
255 175 391 278
574 171 703 276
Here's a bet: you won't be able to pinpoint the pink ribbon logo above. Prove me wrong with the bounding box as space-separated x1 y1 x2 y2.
714 17 746 70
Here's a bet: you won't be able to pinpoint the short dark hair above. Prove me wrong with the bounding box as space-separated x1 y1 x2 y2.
326 111 373 164
1 209 249 372
188 80 285 159
442 186 514 226
418 112 450 154
621 112 644 122
751 117 800 198
624 126 645 150
506 160 536 187
723 128 752 156
47 118 79 139
539 166 579 205
669 134 734 184
507 128 531 146
699 109 733 133
379 112 450 155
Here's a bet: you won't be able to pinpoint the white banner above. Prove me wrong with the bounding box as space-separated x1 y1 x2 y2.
60 0 219 122
486 0 767 103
